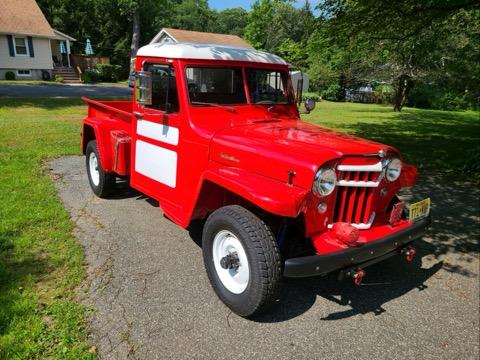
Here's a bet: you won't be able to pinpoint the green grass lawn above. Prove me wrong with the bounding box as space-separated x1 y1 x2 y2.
304 101 480 176
0 98 94 359
0 98 478 358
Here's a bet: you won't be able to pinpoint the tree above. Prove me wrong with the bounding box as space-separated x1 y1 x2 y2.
317 0 480 111
170 0 217 32
215 8 248 36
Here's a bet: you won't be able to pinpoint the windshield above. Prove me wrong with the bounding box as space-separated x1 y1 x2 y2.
186 67 247 105
246 69 291 104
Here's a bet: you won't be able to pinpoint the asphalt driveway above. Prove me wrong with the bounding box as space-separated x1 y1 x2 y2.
0 83 132 98
50 156 479 360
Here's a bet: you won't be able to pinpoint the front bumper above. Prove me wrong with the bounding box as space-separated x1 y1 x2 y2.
283 216 431 278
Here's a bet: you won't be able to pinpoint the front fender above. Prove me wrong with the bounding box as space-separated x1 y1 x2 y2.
203 162 309 218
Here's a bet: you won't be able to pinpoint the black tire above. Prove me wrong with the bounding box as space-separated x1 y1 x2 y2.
85 140 115 198
202 205 282 317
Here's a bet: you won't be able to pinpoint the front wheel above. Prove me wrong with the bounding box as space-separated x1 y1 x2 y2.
202 205 282 317
85 140 115 198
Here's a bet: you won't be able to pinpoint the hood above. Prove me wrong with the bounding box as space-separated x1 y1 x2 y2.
210 120 394 189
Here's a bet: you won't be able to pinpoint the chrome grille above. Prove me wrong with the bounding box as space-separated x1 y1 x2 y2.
331 162 383 229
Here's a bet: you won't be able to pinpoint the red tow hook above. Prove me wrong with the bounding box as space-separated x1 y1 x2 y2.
353 269 366 286
405 247 417 262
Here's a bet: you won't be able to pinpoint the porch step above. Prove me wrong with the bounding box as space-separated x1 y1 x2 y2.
53 67 81 82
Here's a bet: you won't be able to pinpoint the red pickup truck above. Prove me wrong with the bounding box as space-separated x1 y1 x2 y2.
81 42 431 317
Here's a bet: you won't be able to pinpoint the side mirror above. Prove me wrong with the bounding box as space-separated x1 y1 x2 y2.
136 71 152 106
304 98 316 112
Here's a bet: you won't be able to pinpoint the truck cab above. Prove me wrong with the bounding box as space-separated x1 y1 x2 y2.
82 42 430 317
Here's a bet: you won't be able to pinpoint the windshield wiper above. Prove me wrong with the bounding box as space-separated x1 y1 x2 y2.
191 101 236 113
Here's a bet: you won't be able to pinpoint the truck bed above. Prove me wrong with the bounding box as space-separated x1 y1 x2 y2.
82 97 133 121
82 97 133 177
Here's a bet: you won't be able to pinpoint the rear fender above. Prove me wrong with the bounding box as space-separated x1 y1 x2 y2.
81 119 114 172
200 162 309 218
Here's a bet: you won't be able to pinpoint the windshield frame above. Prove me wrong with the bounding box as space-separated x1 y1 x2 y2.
183 64 293 107
245 67 293 105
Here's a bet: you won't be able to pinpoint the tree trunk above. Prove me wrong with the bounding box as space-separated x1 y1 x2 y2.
130 9 140 59
393 74 411 112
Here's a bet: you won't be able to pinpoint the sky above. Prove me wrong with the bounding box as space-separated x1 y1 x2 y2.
208 0 321 12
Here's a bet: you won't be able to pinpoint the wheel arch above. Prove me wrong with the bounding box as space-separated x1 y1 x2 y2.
189 167 308 226
81 120 114 172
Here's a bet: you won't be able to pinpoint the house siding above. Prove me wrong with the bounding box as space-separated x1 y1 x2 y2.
0 35 53 72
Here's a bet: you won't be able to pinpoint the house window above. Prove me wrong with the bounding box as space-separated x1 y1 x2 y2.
17 70 31 77
14 37 29 56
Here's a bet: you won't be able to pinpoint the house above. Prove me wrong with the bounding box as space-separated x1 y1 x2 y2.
150 28 254 49
0 0 78 81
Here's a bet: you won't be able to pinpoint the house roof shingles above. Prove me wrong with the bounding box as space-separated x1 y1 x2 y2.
160 28 254 49
0 0 55 38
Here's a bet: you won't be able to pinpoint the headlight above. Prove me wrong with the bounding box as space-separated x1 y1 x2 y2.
386 158 402 182
313 167 337 196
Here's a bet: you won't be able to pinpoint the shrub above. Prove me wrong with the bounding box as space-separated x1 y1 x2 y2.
320 84 341 101
372 84 394 104
81 69 101 83
408 83 478 111
54 75 64 83
5 71 15 80
302 92 322 102
95 64 123 82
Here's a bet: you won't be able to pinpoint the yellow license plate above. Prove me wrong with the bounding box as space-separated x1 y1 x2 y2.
409 198 431 221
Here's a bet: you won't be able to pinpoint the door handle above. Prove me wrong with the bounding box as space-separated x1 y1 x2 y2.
133 111 143 119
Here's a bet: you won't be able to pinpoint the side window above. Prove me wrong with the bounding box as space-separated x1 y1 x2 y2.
143 63 180 112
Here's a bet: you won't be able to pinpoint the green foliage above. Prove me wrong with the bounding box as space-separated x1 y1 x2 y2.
408 83 479 111
81 65 123 83
320 84 342 101
215 8 248 36
0 98 94 359
95 64 123 82
245 0 314 63
54 75 64 83
316 0 480 111
302 92 321 101
36 0 478 111
5 71 15 80
372 84 394 104
81 69 100 84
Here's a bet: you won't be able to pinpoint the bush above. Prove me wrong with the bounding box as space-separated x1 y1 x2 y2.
320 84 341 101
5 71 15 80
95 64 122 82
81 69 101 83
408 83 478 111
54 75 64 83
372 84 394 104
302 92 322 102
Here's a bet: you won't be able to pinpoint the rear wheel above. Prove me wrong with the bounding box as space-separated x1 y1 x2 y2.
202 205 282 317
86 140 115 198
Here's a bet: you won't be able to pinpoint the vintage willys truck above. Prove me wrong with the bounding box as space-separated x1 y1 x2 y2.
81 42 431 317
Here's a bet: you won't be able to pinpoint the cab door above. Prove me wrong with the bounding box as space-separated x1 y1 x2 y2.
130 62 183 209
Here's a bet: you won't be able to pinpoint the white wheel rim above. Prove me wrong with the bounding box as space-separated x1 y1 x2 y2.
89 152 100 186
212 230 250 294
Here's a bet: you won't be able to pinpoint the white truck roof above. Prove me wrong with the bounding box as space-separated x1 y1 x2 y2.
136 42 288 65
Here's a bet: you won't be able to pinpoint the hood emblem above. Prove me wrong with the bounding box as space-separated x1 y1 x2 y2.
220 152 240 163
